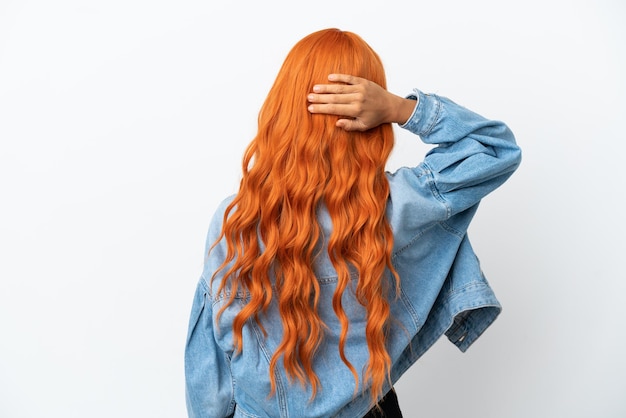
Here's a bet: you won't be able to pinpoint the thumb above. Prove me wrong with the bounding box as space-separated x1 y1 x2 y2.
336 118 367 132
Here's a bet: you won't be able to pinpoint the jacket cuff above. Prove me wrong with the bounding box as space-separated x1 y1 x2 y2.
399 89 441 137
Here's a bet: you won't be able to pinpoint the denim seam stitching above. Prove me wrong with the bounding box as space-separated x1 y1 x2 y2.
422 162 451 219
250 320 289 418
421 93 442 136
398 287 420 329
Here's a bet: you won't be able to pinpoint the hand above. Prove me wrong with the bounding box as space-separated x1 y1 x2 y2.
307 74 416 132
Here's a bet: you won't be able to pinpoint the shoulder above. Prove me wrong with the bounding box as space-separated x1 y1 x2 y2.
201 194 237 270
214 194 237 219
207 194 236 232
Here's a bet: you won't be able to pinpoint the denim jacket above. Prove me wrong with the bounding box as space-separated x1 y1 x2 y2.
185 90 522 418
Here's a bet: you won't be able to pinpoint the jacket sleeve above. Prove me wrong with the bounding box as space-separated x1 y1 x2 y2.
399 89 522 219
185 278 235 418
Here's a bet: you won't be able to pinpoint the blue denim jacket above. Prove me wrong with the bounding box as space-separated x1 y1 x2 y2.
185 90 522 418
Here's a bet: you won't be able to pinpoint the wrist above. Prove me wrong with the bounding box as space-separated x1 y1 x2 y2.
394 96 418 125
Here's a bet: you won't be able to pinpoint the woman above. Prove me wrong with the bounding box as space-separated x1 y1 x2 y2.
185 28 521 418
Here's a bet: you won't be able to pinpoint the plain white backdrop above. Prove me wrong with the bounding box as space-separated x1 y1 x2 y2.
1 0 624 417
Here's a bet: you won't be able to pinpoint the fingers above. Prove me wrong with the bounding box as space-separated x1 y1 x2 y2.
307 92 361 105
307 74 366 115
306 74 381 131
327 73 362 85
312 84 348 94
311 74 364 94
307 102 359 117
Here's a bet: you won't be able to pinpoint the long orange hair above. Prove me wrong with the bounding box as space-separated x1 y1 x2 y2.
213 28 399 403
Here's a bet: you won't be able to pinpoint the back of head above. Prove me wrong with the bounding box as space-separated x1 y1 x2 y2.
255 28 393 182
215 28 398 406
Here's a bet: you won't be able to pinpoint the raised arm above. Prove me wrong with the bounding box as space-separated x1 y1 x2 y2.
308 73 522 225
401 89 521 217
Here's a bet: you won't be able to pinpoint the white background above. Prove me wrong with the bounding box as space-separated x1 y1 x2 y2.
1 0 625 417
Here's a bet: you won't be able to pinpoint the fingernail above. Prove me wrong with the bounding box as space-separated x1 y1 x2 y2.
313 85 321 92
308 105 314 112
307 94 314 101
328 74 337 80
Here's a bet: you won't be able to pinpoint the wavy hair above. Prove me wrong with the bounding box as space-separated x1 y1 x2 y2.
212 28 399 404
